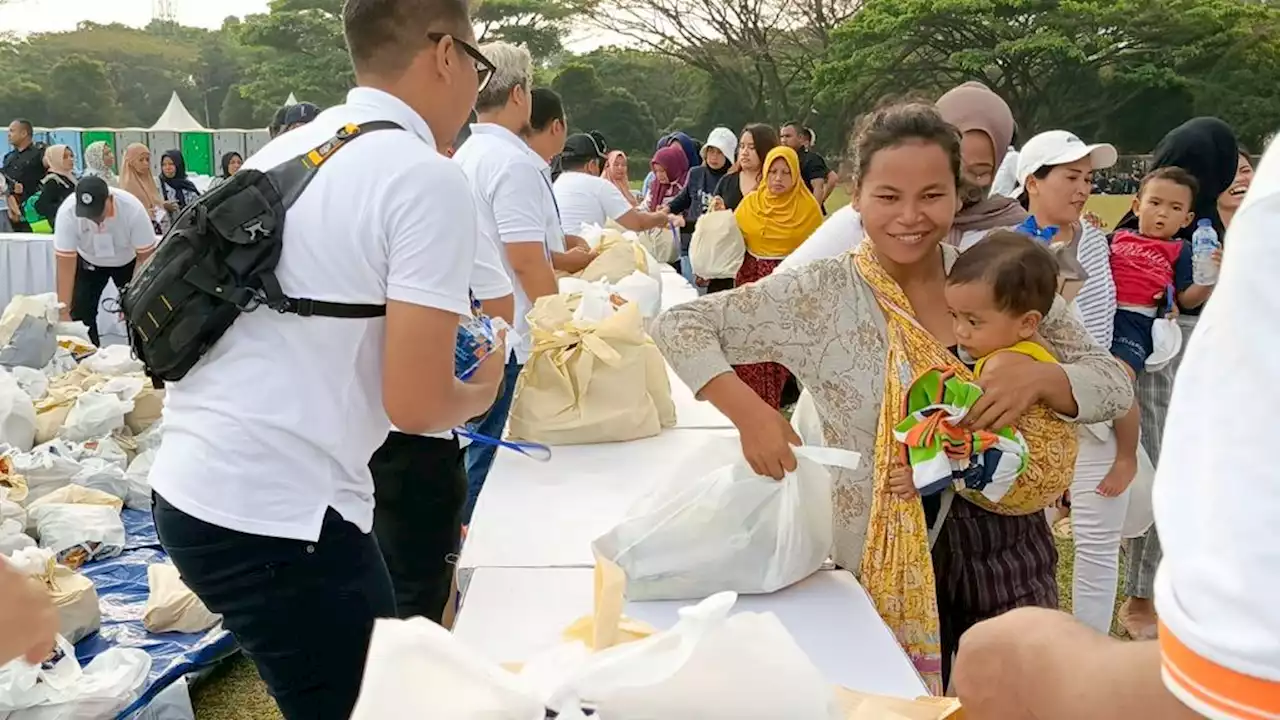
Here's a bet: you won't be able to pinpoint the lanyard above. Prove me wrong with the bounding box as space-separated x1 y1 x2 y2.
454 429 553 462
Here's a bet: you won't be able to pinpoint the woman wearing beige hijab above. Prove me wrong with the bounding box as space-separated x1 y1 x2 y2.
33 145 77 230
119 143 169 232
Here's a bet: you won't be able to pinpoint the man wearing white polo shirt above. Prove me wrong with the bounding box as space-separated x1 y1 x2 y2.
53 176 156 346
554 132 670 244
453 41 565 523
145 1 504 717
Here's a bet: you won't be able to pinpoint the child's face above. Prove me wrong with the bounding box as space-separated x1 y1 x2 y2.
1133 178 1195 240
945 282 1041 359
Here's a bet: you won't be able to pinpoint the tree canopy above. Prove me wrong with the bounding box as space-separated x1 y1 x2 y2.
1 0 1276 160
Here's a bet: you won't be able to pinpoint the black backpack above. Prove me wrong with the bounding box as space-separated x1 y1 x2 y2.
121 121 401 382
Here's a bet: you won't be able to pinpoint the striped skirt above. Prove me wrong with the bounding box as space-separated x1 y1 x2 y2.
932 496 1060 684
733 253 789 408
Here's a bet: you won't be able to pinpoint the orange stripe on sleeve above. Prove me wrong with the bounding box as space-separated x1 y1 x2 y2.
1160 621 1280 719
54 250 78 258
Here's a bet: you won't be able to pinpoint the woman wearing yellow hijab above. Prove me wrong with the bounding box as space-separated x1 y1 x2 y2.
730 145 825 407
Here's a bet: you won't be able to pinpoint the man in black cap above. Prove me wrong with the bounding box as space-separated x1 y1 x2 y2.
283 102 321 133
53 176 158 345
552 132 671 246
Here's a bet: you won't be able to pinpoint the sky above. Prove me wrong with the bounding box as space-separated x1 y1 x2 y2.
0 0 272 33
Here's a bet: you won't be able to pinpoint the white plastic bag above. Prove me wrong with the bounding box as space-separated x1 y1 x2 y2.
594 446 859 601
10 447 84 504
0 488 24 526
71 459 130 504
349 617 545 720
613 271 662 320
41 348 78 379
134 421 163 454
28 504 125 568
0 518 35 555
73 436 128 472
11 366 49 403
791 388 825 446
59 392 133 442
0 639 151 719
545 592 841 720
124 449 155 510
80 346 144 377
0 371 38 452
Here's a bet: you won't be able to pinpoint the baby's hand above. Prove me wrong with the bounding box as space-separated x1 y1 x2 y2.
888 465 917 499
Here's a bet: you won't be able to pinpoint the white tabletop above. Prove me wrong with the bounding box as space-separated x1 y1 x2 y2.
459 428 745 580
658 268 700 310
453 567 929 700
666 363 731 429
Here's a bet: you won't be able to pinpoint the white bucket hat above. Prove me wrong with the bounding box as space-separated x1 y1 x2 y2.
704 127 738 162
1146 317 1184 372
1012 130 1118 198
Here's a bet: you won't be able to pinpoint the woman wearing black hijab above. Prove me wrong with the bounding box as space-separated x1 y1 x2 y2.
207 151 243 192
1115 116 1239 641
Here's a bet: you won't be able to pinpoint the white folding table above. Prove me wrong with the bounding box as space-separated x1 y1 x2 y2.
452 567 929 700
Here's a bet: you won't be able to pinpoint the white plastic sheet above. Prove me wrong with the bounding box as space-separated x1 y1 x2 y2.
594 446 859 601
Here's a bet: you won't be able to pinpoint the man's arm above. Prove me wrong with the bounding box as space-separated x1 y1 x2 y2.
511 242 560 295
614 208 670 232
52 209 79 318
382 160 503 434
955 608 1201 720
820 170 839 204
55 254 76 320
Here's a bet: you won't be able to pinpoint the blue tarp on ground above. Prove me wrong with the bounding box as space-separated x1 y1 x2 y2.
75 509 238 719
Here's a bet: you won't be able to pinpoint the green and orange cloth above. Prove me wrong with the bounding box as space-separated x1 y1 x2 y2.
892 366 1028 502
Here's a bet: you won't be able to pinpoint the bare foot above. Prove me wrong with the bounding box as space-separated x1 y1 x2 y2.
1119 597 1158 640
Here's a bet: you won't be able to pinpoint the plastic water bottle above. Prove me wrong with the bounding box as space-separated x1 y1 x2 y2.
1191 219 1220 286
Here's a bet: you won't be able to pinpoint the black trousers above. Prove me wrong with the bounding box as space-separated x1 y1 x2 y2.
369 431 466 622
70 256 134 346
153 494 395 720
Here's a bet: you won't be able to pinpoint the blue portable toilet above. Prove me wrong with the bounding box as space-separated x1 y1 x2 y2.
48 129 84 174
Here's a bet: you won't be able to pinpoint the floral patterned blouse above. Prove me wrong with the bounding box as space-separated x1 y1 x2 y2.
650 245 1134 568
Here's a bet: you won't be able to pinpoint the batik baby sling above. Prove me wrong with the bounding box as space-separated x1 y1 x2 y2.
852 244 1078 695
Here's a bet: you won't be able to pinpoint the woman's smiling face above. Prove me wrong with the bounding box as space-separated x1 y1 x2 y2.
1219 152 1255 213
854 139 960 268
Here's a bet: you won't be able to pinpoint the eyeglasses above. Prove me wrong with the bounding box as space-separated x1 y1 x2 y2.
427 33 496 93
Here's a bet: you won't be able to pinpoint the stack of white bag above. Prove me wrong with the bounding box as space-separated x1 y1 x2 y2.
351 592 843 720
593 445 860 601
0 634 151 719
5 547 102 644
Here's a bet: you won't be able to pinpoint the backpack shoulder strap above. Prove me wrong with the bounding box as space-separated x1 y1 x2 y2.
257 120 405 319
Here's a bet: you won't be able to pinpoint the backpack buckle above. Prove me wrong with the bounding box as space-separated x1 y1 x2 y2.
230 287 264 312
242 220 270 243
290 298 315 317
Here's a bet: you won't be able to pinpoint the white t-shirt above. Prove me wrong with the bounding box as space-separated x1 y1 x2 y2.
1154 137 1280 719
453 123 565 364
149 87 477 542
553 170 633 238
52 189 156 267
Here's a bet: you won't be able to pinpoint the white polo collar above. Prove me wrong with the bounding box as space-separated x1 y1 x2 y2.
344 87 436 149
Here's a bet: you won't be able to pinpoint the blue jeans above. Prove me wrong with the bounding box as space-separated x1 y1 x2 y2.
462 356 522 523
153 494 395 720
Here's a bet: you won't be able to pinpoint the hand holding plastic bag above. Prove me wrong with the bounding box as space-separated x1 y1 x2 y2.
594 445 858 601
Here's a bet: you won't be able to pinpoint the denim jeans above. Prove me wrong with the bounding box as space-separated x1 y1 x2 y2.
369 432 465 622
462 356 522 523
153 494 395 720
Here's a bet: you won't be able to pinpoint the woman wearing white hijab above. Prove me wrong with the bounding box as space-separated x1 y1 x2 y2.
82 141 118 187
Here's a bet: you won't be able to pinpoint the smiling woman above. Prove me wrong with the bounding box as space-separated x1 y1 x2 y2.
652 100 1133 692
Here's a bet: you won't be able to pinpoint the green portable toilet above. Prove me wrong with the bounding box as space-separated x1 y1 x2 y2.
81 129 116 172
180 132 215 177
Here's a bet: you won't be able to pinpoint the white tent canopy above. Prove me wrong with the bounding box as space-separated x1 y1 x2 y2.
149 92 205 132
286 92 299 105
